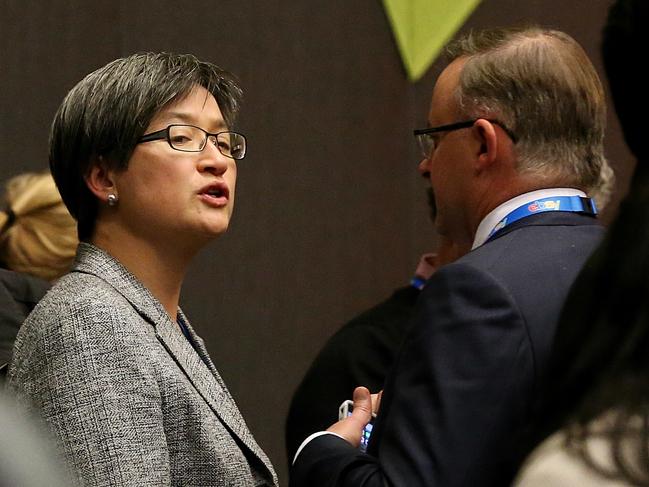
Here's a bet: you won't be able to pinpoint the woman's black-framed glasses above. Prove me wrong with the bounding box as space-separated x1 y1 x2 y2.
413 119 517 159
138 124 247 160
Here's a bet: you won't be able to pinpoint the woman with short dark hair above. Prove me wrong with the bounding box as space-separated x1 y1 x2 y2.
8 52 277 487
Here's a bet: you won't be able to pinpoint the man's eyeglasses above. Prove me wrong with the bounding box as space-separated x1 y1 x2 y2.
413 119 517 159
138 124 247 160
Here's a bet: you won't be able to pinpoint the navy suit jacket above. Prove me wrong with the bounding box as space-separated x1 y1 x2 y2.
291 212 603 487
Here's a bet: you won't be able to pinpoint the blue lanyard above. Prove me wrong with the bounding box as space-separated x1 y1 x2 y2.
488 195 597 239
410 275 427 290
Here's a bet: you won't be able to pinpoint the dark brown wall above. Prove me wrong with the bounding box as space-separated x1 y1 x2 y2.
0 1 632 484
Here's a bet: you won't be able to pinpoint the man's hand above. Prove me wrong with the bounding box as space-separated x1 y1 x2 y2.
326 387 381 447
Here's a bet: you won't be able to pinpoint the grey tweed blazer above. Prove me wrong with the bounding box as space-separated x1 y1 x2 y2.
8 243 278 487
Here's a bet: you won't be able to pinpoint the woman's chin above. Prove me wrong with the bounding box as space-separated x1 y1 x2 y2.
199 219 231 239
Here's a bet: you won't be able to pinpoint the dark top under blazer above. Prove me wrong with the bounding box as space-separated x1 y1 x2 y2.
290 212 603 487
285 286 420 462
8 243 278 487
0 268 49 377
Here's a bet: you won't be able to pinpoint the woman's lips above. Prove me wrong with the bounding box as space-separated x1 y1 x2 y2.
198 182 229 207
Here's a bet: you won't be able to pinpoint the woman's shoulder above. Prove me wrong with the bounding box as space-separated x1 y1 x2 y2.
8 270 163 412
37 271 129 315
11 270 158 379
21 271 146 343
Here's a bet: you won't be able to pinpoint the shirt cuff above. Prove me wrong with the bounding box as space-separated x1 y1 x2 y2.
292 431 346 465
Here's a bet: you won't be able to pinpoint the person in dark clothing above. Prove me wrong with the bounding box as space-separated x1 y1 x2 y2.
285 237 467 463
0 269 49 379
0 172 77 379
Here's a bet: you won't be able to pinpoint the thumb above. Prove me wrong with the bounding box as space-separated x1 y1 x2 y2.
327 386 373 446
350 386 373 424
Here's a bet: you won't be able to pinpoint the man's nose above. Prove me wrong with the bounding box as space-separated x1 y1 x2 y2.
418 157 431 178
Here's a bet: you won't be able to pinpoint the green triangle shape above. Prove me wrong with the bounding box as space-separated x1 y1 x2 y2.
383 0 482 82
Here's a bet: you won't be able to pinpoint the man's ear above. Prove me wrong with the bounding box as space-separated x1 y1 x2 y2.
84 158 117 204
473 119 499 170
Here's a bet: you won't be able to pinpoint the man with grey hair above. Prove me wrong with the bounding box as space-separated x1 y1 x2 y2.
291 27 607 487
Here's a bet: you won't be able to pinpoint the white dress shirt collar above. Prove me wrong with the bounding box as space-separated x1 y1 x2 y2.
472 188 587 250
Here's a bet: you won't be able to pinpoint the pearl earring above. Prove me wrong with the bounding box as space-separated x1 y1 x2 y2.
107 194 119 207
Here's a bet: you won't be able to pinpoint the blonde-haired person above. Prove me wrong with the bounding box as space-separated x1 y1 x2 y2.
0 171 77 281
0 171 78 380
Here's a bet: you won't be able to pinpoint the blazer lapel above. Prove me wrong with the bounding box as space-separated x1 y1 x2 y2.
72 243 275 482
156 313 276 481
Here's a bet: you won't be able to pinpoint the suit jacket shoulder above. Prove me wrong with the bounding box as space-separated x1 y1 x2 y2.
458 211 604 375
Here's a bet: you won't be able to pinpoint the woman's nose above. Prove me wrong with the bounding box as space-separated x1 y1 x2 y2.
198 140 230 174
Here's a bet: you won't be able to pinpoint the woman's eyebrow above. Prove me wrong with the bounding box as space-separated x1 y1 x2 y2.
162 111 227 130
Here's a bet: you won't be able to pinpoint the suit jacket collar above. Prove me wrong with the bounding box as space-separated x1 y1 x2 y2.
485 211 601 245
473 188 589 249
72 243 277 484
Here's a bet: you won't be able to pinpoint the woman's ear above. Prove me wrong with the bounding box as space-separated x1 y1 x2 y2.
84 158 117 205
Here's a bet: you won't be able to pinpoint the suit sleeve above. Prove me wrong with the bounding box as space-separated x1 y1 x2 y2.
285 323 386 461
286 288 417 462
291 262 534 487
8 299 171 487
